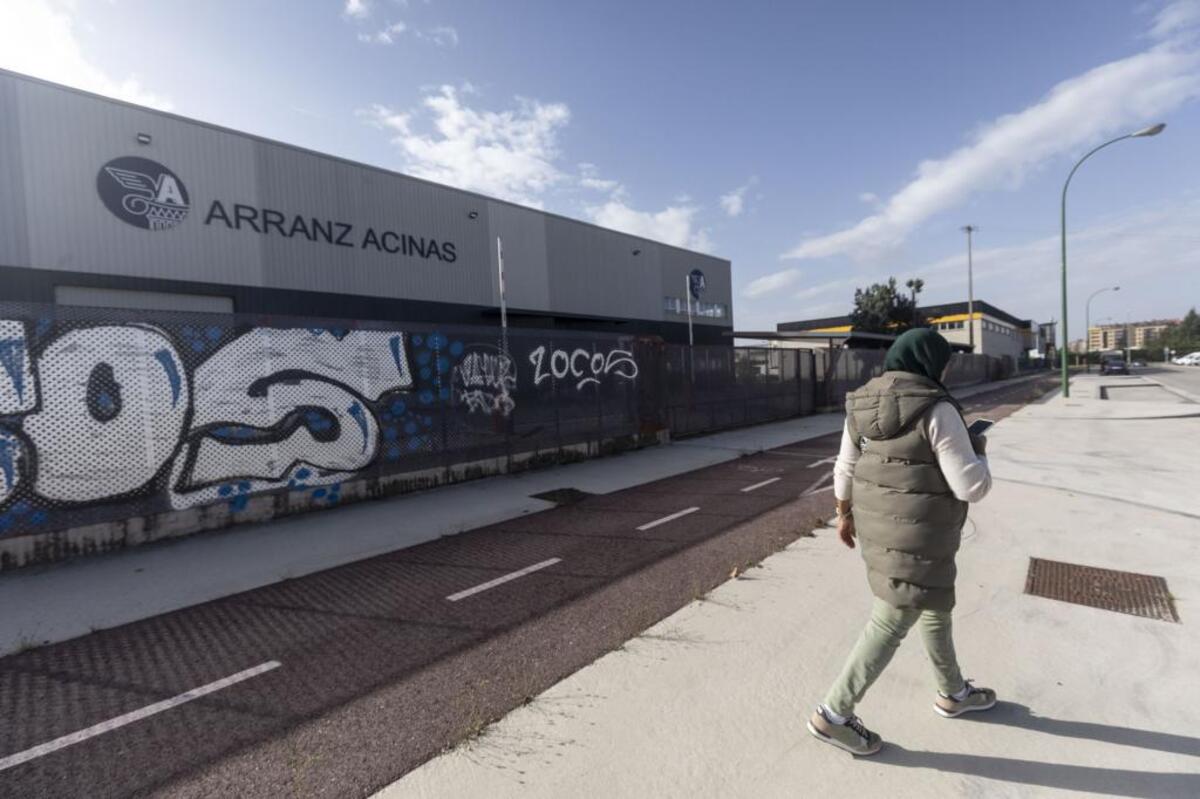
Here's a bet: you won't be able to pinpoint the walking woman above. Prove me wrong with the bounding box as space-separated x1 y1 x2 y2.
808 328 996 756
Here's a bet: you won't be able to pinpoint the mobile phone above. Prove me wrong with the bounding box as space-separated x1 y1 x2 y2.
967 418 994 436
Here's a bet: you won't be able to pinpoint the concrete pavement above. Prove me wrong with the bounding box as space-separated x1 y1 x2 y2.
379 374 1200 799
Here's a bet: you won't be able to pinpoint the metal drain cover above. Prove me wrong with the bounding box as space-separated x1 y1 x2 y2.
530 488 595 505
1025 558 1179 623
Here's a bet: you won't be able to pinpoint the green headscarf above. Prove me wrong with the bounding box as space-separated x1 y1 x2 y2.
884 327 953 385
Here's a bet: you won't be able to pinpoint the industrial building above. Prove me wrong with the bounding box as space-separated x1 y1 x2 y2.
0 69 732 344
777 300 1050 364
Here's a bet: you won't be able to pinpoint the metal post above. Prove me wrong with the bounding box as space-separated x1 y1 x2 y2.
962 225 976 351
685 273 695 381
496 236 508 359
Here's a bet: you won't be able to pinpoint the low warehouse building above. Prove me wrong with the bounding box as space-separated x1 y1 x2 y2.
0 68 731 344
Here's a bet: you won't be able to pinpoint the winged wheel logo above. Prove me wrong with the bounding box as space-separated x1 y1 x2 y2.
97 156 190 231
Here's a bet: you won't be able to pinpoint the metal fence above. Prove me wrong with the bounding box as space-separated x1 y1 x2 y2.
0 302 644 541
658 346 816 436
0 301 1020 543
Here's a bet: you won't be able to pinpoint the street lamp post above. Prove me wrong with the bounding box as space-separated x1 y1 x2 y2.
1084 285 1119 373
1060 123 1164 397
961 226 977 351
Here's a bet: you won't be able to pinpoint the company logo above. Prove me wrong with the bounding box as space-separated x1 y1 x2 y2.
97 156 190 231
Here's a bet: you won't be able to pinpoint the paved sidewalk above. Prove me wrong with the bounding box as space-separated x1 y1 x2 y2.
379 376 1200 798
0 376 1030 657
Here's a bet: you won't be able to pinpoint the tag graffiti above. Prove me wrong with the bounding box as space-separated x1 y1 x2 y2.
529 345 639 390
451 346 517 416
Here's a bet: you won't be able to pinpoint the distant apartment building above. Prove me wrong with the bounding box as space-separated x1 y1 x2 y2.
777 300 1045 363
1088 319 1178 352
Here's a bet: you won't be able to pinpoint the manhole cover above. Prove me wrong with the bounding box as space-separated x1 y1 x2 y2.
530 488 595 505
1024 558 1179 623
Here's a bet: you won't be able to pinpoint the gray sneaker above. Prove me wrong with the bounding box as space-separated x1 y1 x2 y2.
807 706 883 756
935 680 997 718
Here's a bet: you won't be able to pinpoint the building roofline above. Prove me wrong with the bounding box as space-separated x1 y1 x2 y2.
778 298 1032 332
0 67 729 265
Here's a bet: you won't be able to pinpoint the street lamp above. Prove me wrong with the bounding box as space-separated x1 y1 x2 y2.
1059 123 1165 397
961 225 977 351
1084 285 1119 373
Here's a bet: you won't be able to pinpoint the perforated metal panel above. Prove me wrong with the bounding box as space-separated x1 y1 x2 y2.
0 301 644 540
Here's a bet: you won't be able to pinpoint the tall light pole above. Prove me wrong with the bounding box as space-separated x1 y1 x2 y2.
1084 285 1119 373
1060 123 1165 397
961 225 976 351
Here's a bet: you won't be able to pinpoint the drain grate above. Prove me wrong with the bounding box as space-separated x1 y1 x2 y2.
1024 558 1179 623
530 487 595 505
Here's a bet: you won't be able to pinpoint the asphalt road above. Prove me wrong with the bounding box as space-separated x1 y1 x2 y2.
0 376 1057 799
1143 364 1200 398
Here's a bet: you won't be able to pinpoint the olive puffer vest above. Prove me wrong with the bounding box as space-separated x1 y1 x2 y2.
845 371 967 611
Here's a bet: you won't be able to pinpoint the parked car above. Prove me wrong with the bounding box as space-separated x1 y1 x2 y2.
1173 352 1200 365
1131 360 1146 367
1100 358 1129 375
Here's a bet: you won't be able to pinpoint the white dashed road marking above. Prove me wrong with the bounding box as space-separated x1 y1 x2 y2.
636 507 701 531
446 558 563 602
0 660 282 772
741 477 782 493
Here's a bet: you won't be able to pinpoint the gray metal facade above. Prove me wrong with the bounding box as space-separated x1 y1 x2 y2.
0 69 732 337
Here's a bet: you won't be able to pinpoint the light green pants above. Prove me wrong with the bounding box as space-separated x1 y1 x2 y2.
823 597 964 717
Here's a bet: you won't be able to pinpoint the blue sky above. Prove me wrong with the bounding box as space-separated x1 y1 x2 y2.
2 0 1199 340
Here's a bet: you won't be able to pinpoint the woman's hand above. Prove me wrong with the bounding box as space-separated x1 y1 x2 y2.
837 513 857 549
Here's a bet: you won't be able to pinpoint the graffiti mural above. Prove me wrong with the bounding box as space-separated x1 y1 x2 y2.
0 304 643 540
529 345 639 390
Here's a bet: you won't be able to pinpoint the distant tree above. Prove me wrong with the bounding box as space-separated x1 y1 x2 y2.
850 277 926 334
1160 307 1200 355
905 278 926 327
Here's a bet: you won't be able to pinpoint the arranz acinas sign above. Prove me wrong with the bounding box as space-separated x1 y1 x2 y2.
97 156 459 262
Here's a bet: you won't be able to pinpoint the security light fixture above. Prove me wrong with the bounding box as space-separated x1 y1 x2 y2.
631 248 641 256
467 210 479 219
135 132 152 145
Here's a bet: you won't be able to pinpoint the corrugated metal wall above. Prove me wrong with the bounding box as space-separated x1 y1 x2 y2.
0 69 732 331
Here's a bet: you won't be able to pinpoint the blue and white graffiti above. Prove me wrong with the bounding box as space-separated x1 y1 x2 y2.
0 320 433 529
0 314 641 539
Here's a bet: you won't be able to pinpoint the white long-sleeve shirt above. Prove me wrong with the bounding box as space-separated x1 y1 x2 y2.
832 401 992 503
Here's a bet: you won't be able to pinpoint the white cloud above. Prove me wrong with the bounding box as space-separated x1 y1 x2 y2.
344 0 370 19
720 188 745 217
587 200 713 253
743 269 801 298
578 162 623 194
0 0 171 110
418 25 459 47
358 21 407 44
361 86 570 207
905 199 1200 336
858 191 879 205
782 4 1200 261
362 86 714 250
760 199 1200 336
719 177 758 217
1151 0 1200 40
